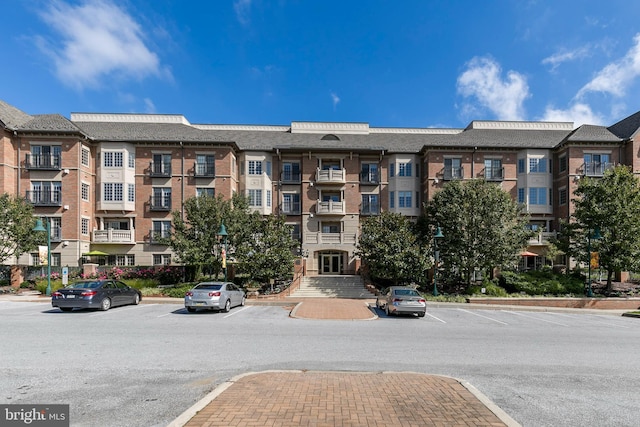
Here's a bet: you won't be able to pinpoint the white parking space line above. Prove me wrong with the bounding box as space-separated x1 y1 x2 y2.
457 308 509 325
223 306 251 318
503 310 569 326
424 311 446 323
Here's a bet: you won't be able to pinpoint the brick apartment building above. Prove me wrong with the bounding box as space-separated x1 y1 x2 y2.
2 99 640 276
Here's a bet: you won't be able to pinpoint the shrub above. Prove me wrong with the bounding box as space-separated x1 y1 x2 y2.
469 281 508 297
498 271 583 296
161 285 193 298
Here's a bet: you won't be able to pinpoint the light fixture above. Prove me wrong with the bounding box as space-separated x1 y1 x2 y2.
33 219 52 296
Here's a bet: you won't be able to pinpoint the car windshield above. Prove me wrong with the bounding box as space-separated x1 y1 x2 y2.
394 289 420 297
68 281 102 289
195 284 222 290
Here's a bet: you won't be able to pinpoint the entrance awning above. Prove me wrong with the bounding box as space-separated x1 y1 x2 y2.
83 250 109 256
520 250 539 257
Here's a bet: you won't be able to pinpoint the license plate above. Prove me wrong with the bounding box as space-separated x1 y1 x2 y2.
194 302 205 306
66 295 75 299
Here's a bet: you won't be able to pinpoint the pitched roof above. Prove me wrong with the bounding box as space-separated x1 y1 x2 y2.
608 110 640 139
19 114 82 133
565 124 621 143
73 121 221 143
0 99 32 129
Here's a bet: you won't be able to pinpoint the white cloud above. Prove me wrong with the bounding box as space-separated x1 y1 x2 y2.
143 98 156 114
540 102 604 126
542 46 591 71
234 0 252 26
457 56 530 121
330 92 340 110
36 0 168 90
578 33 640 98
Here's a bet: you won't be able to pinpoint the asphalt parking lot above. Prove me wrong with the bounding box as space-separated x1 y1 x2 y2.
1 300 639 426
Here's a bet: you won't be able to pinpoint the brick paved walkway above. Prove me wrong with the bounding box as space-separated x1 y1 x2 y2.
178 371 516 427
290 299 376 320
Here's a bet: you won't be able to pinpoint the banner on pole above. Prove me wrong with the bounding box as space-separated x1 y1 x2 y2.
38 246 49 266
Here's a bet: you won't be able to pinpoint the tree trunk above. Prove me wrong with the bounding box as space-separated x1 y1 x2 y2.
606 269 614 293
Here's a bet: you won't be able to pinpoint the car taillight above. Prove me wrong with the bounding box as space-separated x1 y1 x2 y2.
81 290 97 297
186 291 193 296
209 291 221 297
52 292 62 297
419 299 426 303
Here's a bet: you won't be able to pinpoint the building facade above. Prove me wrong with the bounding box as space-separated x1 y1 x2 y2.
2 99 640 275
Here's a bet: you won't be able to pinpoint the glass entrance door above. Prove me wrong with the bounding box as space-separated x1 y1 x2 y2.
321 253 343 274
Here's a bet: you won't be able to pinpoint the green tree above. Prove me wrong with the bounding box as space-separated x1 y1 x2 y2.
166 194 231 278
423 179 532 287
557 166 640 292
0 193 40 264
235 214 297 282
355 212 430 286
166 193 297 282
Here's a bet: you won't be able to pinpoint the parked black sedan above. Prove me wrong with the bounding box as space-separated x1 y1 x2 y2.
51 280 142 312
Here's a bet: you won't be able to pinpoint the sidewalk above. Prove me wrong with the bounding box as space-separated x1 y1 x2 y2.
169 371 519 427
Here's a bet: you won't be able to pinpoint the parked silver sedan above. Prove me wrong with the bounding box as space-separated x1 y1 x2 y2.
376 286 426 317
184 282 246 313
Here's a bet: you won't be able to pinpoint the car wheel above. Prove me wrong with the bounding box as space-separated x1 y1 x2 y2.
223 299 231 313
240 296 246 306
133 294 140 305
417 312 425 318
186 307 196 313
100 298 111 311
59 307 73 312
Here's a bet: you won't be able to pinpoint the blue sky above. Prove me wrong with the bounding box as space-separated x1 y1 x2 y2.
3 0 640 128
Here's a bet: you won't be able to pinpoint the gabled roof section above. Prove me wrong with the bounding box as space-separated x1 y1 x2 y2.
565 124 621 143
608 110 640 139
19 114 82 133
0 99 32 130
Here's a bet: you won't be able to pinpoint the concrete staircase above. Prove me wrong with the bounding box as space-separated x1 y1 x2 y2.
289 275 375 299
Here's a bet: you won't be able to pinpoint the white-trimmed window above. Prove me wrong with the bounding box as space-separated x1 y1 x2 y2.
248 160 262 175
103 152 123 168
152 221 172 239
153 254 172 265
81 147 90 167
398 162 412 177
398 191 412 208
529 158 547 173
282 193 300 214
103 183 123 201
81 182 90 201
529 187 547 205
128 184 135 202
128 151 135 168
81 217 90 235
248 189 262 206
266 190 272 207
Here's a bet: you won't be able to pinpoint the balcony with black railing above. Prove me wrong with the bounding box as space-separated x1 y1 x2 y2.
150 196 172 211
484 167 504 181
360 171 380 185
360 204 381 216
149 161 171 177
194 161 215 177
26 190 62 206
443 167 464 181
281 171 302 183
25 154 61 170
149 230 171 245
281 202 301 215
583 162 614 177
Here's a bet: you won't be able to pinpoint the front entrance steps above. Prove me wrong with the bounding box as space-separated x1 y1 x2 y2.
289 275 375 299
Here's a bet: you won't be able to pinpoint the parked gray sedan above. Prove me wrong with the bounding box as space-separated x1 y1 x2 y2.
376 286 426 317
184 282 246 313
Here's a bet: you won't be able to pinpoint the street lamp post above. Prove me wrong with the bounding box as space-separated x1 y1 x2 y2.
433 226 444 296
33 218 52 296
218 222 228 282
586 227 602 297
